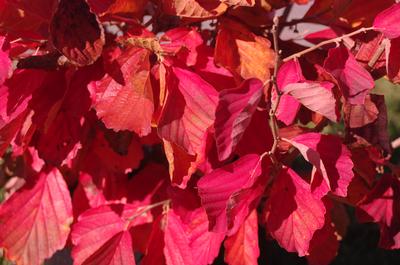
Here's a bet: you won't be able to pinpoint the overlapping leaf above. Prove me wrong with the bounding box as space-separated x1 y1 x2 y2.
324 46 374 105
265 167 326 256
197 154 262 234
89 47 153 136
158 67 218 156
71 203 152 265
283 81 338 122
214 78 263 161
215 19 275 81
284 133 354 198
275 59 304 125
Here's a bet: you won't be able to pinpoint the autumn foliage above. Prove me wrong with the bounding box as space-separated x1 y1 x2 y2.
1 0 400 264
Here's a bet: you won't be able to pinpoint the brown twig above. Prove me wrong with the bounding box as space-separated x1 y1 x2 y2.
283 27 375 62
267 15 282 166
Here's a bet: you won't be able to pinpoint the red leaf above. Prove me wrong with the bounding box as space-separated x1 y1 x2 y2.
306 218 339 265
235 110 273 156
224 209 259 265
162 0 228 18
71 203 152 265
324 46 374 104
163 139 201 188
50 0 105 66
158 67 218 156
356 175 400 249
373 3 400 39
140 216 166 265
284 133 354 198
89 47 154 136
265 167 326 256
283 81 338 122
386 37 400 83
214 78 263 161
215 19 275 81
197 154 262 234
194 46 236 90
33 66 100 164
88 0 148 17
0 168 73 265
0 0 58 38
343 94 379 128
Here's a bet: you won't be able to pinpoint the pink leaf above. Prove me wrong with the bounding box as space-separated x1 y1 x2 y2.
197 154 262 234
158 67 218 155
0 37 11 85
160 27 203 66
357 174 400 228
373 3 400 39
276 59 304 125
283 81 338 122
164 211 195 265
224 209 259 265
324 46 374 104
214 78 263 161
89 47 153 136
0 168 73 265
265 167 326 256
284 133 354 198
184 208 225 265
71 203 152 265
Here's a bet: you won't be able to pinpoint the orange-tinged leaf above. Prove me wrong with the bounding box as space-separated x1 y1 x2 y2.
215 19 275 81
0 168 73 265
162 0 228 18
163 139 201 189
88 0 148 16
224 209 259 265
89 47 154 136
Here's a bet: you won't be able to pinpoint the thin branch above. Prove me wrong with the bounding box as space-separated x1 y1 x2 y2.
126 199 171 224
267 15 282 166
283 27 375 62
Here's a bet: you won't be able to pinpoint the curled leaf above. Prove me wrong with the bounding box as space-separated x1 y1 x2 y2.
50 0 105 66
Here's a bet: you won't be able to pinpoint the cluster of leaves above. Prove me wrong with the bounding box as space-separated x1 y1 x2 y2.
0 0 400 264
